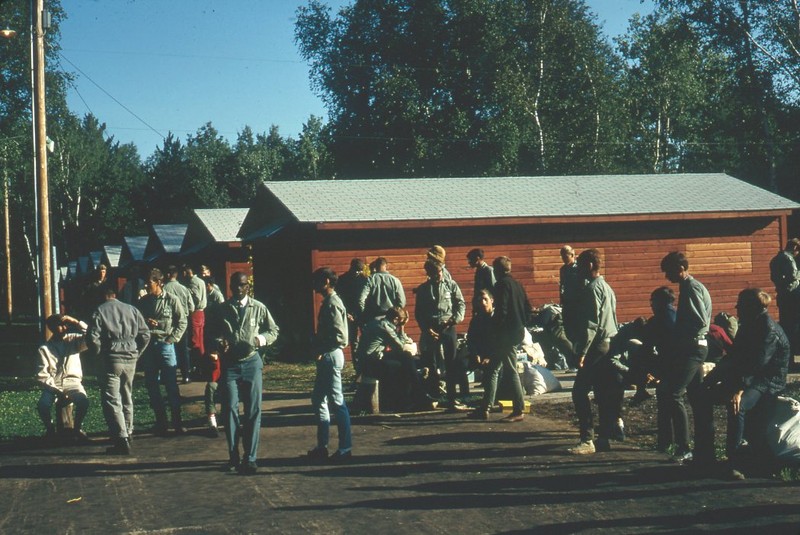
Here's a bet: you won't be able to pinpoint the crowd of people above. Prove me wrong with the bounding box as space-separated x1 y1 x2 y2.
34 242 795 479
36 264 280 474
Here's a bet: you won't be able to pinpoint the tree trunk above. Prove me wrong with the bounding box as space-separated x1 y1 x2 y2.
533 4 549 172
583 58 600 166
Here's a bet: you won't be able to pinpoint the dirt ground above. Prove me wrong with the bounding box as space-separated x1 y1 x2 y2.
1 379 799 535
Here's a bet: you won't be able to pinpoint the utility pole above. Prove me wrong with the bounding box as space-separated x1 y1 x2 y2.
33 0 53 326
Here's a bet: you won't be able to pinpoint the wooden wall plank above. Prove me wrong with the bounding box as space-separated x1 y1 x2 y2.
254 215 785 358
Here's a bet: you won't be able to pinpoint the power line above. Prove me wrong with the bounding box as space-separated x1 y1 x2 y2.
58 52 165 142
58 58 95 118
61 47 304 65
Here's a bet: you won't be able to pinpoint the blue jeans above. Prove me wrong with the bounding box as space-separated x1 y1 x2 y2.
312 349 352 452
38 388 89 432
221 354 263 464
142 341 181 413
727 388 771 458
695 383 775 464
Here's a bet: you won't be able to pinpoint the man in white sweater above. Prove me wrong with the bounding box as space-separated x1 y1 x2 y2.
36 314 90 443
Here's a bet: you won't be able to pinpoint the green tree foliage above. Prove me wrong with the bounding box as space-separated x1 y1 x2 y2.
143 133 193 224
292 115 334 179
295 0 627 177
229 121 329 203
0 0 69 133
185 123 233 208
48 113 147 258
1 0 78 316
228 126 283 204
653 0 798 194
617 12 733 173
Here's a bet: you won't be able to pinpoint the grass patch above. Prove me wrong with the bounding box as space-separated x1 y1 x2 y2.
263 360 356 392
263 361 318 392
0 361 352 441
0 375 159 441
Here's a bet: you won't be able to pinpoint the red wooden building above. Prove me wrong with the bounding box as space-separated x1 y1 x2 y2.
180 208 252 299
239 174 799 359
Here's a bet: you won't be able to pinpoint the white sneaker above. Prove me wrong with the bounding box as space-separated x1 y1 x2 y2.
208 414 217 428
567 440 596 455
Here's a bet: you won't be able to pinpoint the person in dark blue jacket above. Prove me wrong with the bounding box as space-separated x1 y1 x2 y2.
696 288 790 479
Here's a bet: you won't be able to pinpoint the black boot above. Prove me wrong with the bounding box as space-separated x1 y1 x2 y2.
105 437 131 455
172 408 187 435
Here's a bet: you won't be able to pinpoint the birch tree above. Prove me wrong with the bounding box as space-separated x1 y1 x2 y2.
295 0 627 178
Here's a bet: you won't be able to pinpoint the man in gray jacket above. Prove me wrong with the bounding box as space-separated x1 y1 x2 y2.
415 259 466 410
216 272 279 475
183 264 208 379
87 286 150 455
307 267 352 463
164 265 194 383
568 249 619 455
769 238 800 357
137 268 188 436
358 257 405 324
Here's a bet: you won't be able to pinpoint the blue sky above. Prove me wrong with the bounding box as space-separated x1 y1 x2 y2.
59 0 653 158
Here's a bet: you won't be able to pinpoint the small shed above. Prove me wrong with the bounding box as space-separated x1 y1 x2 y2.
102 245 122 271
89 251 103 272
181 208 252 298
117 236 149 304
100 244 123 295
239 174 799 358
119 236 148 270
144 224 188 266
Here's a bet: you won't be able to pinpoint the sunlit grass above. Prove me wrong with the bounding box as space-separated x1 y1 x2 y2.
0 376 157 441
263 360 356 392
0 361 349 441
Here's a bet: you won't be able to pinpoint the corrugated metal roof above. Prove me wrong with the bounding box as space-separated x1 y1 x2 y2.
152 224 188 254
193 208 247 242
263 174 799 223
124 236 148 261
